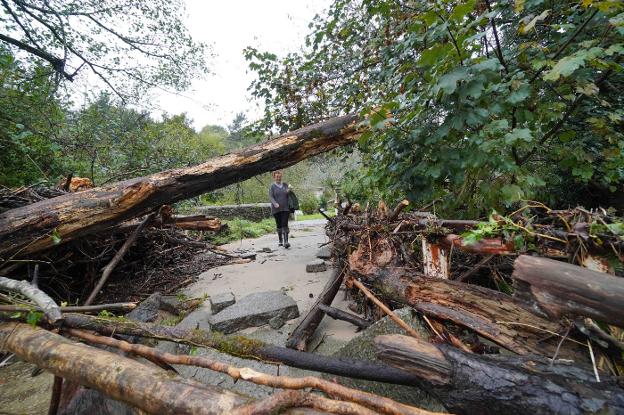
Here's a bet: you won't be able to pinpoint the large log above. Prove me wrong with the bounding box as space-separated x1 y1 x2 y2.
0 322 251 414
375 334 624 415
349 267 582 359
0 113 362 257
512 255 624 328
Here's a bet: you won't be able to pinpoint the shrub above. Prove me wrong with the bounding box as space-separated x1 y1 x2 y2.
299 194 319 214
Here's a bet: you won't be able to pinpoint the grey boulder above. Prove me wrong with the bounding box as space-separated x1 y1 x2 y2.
209 291 299 334
210 292 236 313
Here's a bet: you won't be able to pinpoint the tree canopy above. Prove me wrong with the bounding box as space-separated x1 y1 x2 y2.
0 0 209 101
246 0 624 215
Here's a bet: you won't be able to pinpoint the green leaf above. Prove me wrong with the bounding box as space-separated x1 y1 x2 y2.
507 83 531 104
418 44 453 67
605 43 624 56
576 82 599 96
433 68 469 95
51 229 62 245
504 128 532 144
500 184 524 202
543 55 586 81
607 222 624 236
472 58 501 72
572 164 594 180
26 311 43 327
450 0 476 22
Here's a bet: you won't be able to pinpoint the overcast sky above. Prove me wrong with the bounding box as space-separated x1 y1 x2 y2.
152 0 331 131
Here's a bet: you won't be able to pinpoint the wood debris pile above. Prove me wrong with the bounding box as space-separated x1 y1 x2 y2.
284 199 624 414
0 184 228 305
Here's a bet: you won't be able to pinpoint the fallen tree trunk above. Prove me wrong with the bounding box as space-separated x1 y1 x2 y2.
351 268 582 359
286 265 345 351
68 328 438 415
0 322 251 414
20 312 429 386
167 214 223 231
375 334 624 415
0 113 362 257
512 255 624 327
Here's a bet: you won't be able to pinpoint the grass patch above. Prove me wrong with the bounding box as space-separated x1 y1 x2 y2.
211 218 276 245
295 211 336 221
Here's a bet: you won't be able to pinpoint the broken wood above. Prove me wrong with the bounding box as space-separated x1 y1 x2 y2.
421 239 449 279
27 313 427 386
317 303 372 330
286 265 344 351
388 200 409 222
165 214 223 232
0 322 251 414
0 113 362 257
349 265 578 357
512 255 624 327
351 277 422 339
84 212 157 305
375 334 624 415
68 328 439 415
0 276 62 323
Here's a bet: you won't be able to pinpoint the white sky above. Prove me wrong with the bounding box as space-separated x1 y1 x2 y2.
152 0 331 131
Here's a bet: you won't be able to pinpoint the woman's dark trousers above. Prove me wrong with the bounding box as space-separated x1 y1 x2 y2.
273 211 290 248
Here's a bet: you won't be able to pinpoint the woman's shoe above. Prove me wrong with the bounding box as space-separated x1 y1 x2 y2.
283 228 290 249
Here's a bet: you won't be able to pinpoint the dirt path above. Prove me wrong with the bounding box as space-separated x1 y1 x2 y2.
181 219 357 343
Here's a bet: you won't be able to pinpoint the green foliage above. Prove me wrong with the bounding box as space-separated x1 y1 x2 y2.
0 47 66 187
26 310 43 327
299 194 320 214
210 218 276 245
246 0 624 215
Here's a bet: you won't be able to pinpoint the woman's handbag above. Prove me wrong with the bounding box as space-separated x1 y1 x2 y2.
288 190 300 213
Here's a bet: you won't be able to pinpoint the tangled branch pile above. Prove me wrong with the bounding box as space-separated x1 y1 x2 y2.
303 199 624 413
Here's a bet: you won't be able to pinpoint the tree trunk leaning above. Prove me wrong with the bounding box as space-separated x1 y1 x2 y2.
0 113 362 257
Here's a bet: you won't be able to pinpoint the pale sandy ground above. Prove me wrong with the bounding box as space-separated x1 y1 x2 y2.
183 219 359 344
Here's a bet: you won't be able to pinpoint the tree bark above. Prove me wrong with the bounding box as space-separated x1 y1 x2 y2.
0 113 362 257
0 322 251 414
512 255 624 327
286 265 344 351
317 303 372 329
20 313 428 386
375 334 624 415
0 276 62 323
350 267 584 359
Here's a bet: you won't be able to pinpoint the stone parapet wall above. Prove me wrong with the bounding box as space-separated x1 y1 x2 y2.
195 203 273 221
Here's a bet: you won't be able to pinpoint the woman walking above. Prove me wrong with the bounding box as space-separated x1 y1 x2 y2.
269 170 291 248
